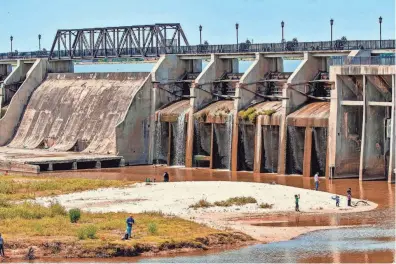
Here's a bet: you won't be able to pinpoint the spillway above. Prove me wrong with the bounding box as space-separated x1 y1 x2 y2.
0 72 150 172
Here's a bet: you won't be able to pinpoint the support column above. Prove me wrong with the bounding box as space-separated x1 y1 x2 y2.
186 54 235 168
389 74 395 182
278 52 325 174
231 53 274 171
253 117 263 173
359 75 367 181
95 161 101 169
303 127 313 177
209 123 214 169
151 54 191 164
72 162 77 170
47 163 53 171
167 122 172 166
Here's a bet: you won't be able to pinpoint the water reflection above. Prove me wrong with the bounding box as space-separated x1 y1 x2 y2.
139 227 395 263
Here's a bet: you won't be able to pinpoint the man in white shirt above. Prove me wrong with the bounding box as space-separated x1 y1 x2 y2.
314 172 319 191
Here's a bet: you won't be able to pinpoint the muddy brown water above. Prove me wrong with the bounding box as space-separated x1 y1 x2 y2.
34 166 395 263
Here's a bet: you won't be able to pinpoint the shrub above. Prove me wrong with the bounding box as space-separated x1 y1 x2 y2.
214 196 257 207
189 199 213 209
0 196 11 207
49 202 67 217
239 107 256 121
77 225 97 240
247 112 258 123
259 203 274 209
148 222 158 235
69 208 81 223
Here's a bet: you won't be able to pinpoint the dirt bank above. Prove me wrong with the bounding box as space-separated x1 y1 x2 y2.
0 232 254 261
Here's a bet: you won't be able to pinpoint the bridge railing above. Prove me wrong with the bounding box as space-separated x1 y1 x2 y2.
0 39 395 60
329 55 395 66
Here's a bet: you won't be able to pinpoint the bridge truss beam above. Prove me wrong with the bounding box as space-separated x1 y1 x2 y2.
49 23 189 60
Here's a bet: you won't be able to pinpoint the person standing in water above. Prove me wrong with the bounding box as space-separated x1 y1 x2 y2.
294 194 300 212
314 172 319 191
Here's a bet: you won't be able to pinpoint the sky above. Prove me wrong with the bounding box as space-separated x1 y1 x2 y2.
0 0 395 52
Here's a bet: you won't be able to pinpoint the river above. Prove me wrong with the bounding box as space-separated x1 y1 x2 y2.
44 166 395 263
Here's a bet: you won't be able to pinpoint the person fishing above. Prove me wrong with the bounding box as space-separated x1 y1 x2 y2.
125 215 135 240
314 172 319 191
163 171 169 182
294 194 300 212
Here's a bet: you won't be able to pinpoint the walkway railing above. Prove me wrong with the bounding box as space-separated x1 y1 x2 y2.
0 39 395 61
329 55 395 66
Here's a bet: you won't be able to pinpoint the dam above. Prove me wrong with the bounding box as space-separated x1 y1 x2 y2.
0 28 395 182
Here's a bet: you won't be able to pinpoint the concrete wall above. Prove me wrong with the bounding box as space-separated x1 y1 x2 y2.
0 59 47 145
116 74 153 165
149 55 194 164
0 59 74 146
231 54 283 171
47 60 74 73
185 55 236 167
278 52 326 174
329 65 396 181
391 75 396 182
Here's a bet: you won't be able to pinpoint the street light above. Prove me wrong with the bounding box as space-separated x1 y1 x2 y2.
379 16 382 48
38 34 42 50
281 21 285 43
199 25 202 45
330 18 334 48
10 36 13 53
235 23 239 50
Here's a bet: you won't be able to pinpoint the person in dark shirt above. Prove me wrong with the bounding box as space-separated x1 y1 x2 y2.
347 188 352 206
295 194 300 212
163 172 169 182
0 233 4 257
126 215 135 239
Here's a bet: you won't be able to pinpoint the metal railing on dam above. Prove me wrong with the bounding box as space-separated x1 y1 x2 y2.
0 39 395 61
329 55 395 65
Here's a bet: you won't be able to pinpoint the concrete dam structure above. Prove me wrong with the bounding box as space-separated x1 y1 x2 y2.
0 49 394 182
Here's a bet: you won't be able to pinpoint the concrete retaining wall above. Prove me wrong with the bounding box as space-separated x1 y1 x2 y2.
116 74 153 165
0 59 47 145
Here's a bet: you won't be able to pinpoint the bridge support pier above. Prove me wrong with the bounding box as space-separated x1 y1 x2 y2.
278 52 328 175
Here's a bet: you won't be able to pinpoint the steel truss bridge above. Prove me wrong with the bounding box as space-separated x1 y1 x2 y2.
0 23 395 61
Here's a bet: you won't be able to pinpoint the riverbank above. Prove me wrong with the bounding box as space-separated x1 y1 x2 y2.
0 176 254 261
35 181 377 244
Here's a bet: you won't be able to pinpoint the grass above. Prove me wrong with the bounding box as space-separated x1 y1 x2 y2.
214 197 257 207
259 203 274 209
190 197 257 208
0 175 225 252
0 174 136 201
238 108 277 124
189 199 213 209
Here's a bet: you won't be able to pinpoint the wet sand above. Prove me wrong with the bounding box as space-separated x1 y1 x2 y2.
29 166 395 262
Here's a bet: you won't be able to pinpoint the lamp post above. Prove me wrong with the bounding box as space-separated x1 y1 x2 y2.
281 21 285 43
38 34 42 50
199 25 202 45
236 23 239 50
379 16 382 48
10 36 13 53
330 18 334 48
